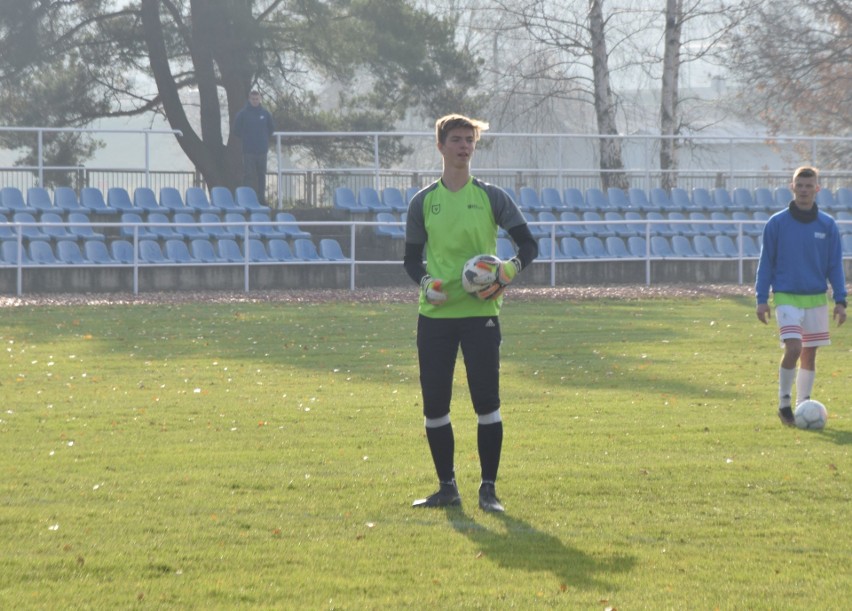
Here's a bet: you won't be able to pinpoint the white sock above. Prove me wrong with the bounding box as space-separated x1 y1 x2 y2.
779 367 796 406
796 369 815 405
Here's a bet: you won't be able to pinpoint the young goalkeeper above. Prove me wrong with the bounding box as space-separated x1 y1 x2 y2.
403 114 538 512
755 166 847 426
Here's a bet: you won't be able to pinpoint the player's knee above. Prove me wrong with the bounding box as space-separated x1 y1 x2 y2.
477 408 502 425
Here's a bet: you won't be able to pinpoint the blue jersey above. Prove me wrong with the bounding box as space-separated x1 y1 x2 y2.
755 206 846 305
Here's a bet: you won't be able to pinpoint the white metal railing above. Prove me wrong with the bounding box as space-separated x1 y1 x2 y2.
4 217 851 296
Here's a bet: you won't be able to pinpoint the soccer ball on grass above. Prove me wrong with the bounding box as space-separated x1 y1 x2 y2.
461 254 501 299
794 399 828 430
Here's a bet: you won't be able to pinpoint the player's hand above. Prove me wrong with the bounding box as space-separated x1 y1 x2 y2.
834 303 846 326
756 303 770 324
420 275 447 305
480 257 521 301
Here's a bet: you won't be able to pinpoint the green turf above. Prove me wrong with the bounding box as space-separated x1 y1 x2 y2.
1 296 850 608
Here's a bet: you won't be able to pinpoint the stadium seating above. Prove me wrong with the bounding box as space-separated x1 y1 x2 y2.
54 187 89 216
139 240 168 264
606 236 631 258
147 212 181 239
651 236 674 258
160 187 194 215
247 239 273 263
29 240 59 264
374 212 405 239
837 188 852 209
111 240 135 264
1 187 34 215
559 211 592 239
84 240 114 264
737 235 761 257
560 237 590 259
753 187 776 212
190 239 224 263
319 238 348 261
0 213 17 241
693 234 720 257
583 236 607 258
334 187 369 213
358 187 392 213
562 188 587 212
119 213 157 240
235 187 271 215
1 240 29 264
164 239 196 264
585 188 612 212
267 238 297 261
210 186 245 215
107 187 143 214
496 237 516 260
519 187 548 212
711 188 734 212
381 187 408 212
714 235 739 257
627 236 648 258
774 187 793 208
607 187 630 212
199 213 230 239
40 212 76 242
14 212 50 241
294 238 322 261
186 187 222 215
81 187 120 216
172 212 207 239
274 212 311 239
133 187 163 216
651 187 678 212
537 237 563 260
536 211 564 237
627 188 652 213
217 238 245 263
27 187 54 214
540 188 563 210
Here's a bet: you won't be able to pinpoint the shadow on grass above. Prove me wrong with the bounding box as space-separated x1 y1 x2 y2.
819 427 852 445
445 507 634 591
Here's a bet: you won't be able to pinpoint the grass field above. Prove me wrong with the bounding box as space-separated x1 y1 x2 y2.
1 294 850 609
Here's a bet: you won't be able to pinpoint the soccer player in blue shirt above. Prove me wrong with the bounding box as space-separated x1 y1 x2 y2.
755 166 847 426
404 114 538 512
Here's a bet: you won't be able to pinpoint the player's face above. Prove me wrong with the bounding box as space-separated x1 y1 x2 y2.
438 128 477 169
249 93 261 107
791 175 819 209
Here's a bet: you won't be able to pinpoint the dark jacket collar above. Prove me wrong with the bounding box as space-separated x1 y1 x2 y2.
788 201 818 223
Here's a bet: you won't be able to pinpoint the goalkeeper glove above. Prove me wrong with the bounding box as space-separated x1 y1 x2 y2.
420 275 447 305
479 257 521 301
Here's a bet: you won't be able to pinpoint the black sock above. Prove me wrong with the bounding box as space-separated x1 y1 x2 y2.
478 421 503 483
425 423 455 483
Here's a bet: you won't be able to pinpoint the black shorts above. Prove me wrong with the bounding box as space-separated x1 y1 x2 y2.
416 315 502 418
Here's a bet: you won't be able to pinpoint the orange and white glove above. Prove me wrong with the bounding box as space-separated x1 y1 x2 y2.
479 257 521 301
420 275 448 305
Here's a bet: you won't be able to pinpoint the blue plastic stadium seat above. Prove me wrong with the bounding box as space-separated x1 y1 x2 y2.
172 212 206 240
133 187 163 216
197 213 229 239
737 235 761 257
774 187 793 208
107 187 143 214
381 187 408 212
320 238 348 261
29 240 59 264
274 212 311 239
523 212 547 238
40 212 76 242
710 188 733 212
519 187 548 212
687 212 718 236
627 236 648 258
358 187 392 213
581 211 614 238
56 240 87 265
650 187 676 212
537 237 563 260
559 211 592 239
119 213 156 240
583 236 607 258
607 188 630 212
732 188 756 211
333 187 368 212
540 188 563 210
714 235 739 257
139 239 167 264
247 239 273 263
147 212 180 239
375 212 405 239
585 188 611 212
224 212 256 239
627 188 652 212
246 212 280 239
604 212 637 238
65 212 104 242
1 240 30 265
405 186 420 204
560 237 590 259
186 187 222 215
84 240 114 264
164 239 195 263
606 236 631 258
189 239 223 263
1 187 35 215
54 187 89 216
14 212 50 241
0 214 16 241
651 236 674 258
235 187 271 215
710 212 734 236
537 211 566 238
267 238 296 261
815 189 835 211
81 187 119 216
161 187 194 215
496 237 516 260
692 234 719 257
836 188 852 210
562 188 587 212
294 238 322 261
753 187 775 212
27 187 55 215
110 240 135 264
217 238 245 262
210 186 243 215
691 188 714 212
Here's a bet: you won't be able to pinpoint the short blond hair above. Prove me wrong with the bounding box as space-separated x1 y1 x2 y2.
435 114 489 145
793 166 819 180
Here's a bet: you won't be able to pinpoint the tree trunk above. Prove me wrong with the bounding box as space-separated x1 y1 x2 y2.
659 0 682 191
588 0 629 191
140 0 242 191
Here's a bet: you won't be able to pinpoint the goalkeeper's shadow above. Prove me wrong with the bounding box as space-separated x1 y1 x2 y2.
445 507 634 591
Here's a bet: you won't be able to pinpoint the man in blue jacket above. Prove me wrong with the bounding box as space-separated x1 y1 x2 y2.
755 166 847 426
233 90 275 205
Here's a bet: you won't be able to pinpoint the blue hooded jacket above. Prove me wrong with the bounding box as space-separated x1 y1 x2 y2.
233 102 275 155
